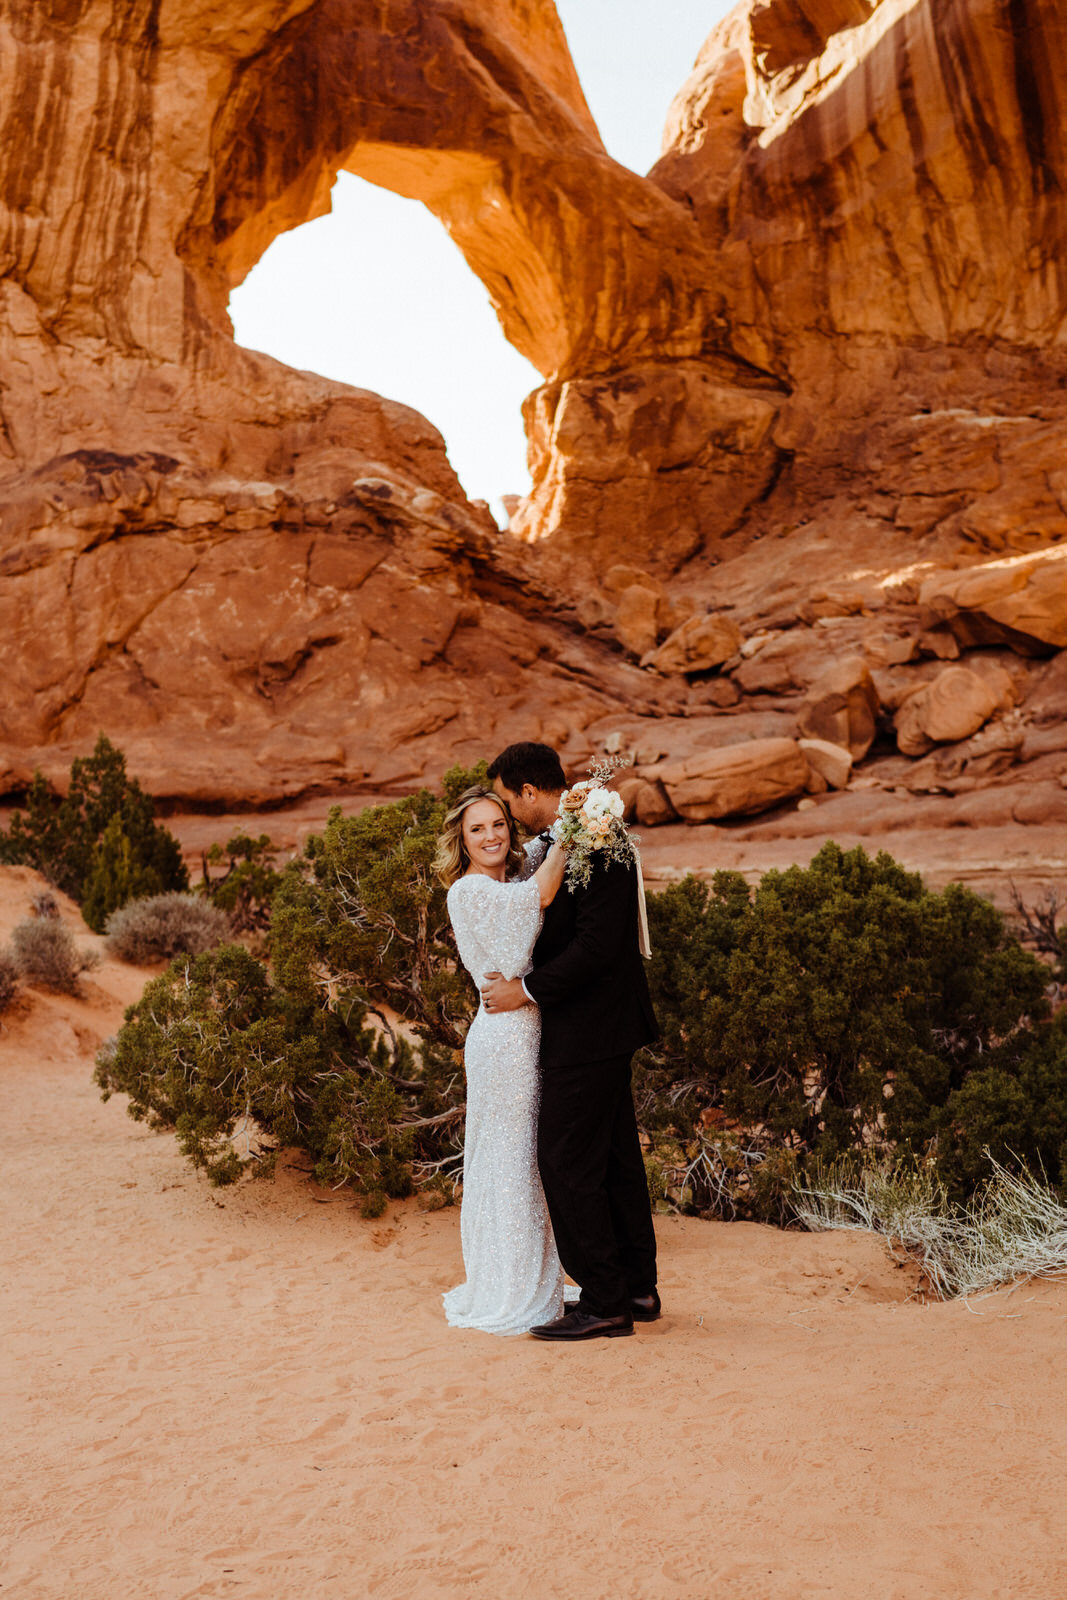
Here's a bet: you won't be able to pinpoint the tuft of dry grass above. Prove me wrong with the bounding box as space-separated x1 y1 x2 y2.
794 1153 1067 1300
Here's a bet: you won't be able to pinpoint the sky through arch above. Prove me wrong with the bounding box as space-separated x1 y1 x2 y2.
229 2 733 518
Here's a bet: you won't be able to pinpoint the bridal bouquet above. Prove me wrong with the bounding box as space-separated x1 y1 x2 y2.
555 758 639 892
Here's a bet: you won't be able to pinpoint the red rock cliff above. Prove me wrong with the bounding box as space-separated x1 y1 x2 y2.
2 0 1066 819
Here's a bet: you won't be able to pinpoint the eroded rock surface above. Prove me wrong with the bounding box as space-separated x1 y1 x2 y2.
0 0 714 799
2 0 1067 871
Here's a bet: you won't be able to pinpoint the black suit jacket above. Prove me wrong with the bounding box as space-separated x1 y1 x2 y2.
524 854 658 1070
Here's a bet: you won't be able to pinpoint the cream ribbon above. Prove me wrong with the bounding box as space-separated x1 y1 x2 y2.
635 854 652 960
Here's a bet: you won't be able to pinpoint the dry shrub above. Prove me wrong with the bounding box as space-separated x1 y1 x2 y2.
12 918 96 993
794 1153 1067 1300
104 892 231 964
31 890 60 920
0 949 20 1012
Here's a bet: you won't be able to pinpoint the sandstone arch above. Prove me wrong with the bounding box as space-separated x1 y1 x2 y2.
3 0 1067 808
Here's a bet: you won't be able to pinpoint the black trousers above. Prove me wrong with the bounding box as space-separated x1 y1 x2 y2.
537 1052 658 1318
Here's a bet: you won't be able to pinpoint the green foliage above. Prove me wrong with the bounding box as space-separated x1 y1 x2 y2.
97 796 1061 1228
272 764 487 1047
944 1009 1067 1197
0 735 188 928
82 815 176 933
640 869 752 1078
96 765 488 1204
200 833 283 933
717 846 1046 1155
95 945 309 1184
638 843 1051 1219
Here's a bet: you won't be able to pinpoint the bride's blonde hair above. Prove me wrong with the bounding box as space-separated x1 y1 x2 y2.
434 786 524 887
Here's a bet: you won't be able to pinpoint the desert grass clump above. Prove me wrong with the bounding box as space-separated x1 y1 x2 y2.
793 1152 1067 1299
105 892 231 964
11 918 96 993
0 949 20 1012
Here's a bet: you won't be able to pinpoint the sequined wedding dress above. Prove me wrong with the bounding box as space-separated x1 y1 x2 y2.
443 872 567 1336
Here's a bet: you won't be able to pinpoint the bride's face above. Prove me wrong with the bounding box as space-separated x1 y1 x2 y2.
462 799 512 877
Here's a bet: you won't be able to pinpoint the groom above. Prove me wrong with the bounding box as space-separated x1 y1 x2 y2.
482 742 660 1341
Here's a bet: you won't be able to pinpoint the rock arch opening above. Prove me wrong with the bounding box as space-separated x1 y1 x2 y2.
229 171 540 519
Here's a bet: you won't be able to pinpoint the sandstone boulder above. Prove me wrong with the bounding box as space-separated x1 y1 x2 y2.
902 712 1024 792
642 613 743 675
615 777 644 822
796 657 880 760
657 737 812 822
918 629 960 660
893 691 935 759
894 665 999 755
1023 650 1067 726
656 594 698 637
615 585 661 656
603 566 662 601
968 659 1020 712
919 550 1067 654
797 738 853 790
733 627 832 695
917 666 999 743
616 774 678 826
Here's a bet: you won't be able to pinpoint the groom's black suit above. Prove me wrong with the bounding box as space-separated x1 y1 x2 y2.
524 854 659 1318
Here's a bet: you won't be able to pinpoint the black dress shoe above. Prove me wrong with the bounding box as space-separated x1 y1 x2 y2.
630 1290 661 1322
530 1309 635 1341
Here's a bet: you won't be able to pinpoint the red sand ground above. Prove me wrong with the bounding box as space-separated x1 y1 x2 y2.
2 866 1065 1599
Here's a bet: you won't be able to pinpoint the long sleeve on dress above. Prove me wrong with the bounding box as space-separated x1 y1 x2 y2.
447 873 543 985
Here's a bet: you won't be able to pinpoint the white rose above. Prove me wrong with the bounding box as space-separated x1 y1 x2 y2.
606 791 625 819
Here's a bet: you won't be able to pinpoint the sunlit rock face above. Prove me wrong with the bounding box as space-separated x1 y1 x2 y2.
3 0 1067 818
641 0 1067 604
653 0 1067 495
0 0 695 799
658 0 1067 369
202 0 785 575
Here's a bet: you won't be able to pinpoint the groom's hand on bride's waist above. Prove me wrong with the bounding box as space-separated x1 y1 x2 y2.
481 974 530 1013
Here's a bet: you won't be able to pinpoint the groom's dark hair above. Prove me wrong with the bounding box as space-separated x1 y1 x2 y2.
487 742 567 794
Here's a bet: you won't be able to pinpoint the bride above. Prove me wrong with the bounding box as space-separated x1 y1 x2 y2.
434 785 568 1335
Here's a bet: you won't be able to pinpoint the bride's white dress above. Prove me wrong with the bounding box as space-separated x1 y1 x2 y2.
443 871 566 1335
